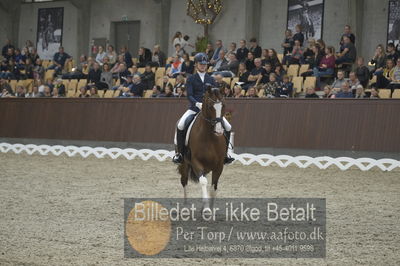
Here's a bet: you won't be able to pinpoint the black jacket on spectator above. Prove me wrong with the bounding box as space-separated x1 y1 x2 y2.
53 52 71 67
283 37 294 55
293 32 305 46
138 49 152 67
130 82 146 97
250 45 262 58
153 51 166 67
124 51 133 68
245 59 255 72
119 69 131 84
355 66 370 88
141 70 155 90
87 68 102 84
236 47 249 62
2 44 14 57
238 71 250 84
219 60 239 75
181 60 195 75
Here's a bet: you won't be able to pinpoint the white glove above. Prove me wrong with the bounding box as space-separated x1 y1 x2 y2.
195 102 203 110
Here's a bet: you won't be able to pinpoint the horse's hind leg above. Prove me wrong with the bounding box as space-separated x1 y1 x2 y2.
179 162 189 204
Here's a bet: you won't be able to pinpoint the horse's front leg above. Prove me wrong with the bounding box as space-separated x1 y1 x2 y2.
199 173 211 212
210 167 222 209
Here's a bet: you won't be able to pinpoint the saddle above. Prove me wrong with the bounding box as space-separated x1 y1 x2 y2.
174 113 199 147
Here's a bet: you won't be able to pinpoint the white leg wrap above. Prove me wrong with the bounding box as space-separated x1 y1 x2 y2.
199 175 208 200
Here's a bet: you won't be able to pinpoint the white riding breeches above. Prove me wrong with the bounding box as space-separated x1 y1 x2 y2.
177 109 232 131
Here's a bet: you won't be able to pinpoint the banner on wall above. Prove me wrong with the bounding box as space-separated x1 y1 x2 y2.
36 7 64 60
287 0 324 42
388 0 400 47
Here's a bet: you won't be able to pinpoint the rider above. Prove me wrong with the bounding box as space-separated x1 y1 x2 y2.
172 52 234 165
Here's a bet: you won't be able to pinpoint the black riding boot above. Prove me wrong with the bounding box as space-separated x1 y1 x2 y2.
172 129 185 164
224 131 235 165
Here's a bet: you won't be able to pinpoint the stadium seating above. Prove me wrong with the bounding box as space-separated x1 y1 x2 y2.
378 89 391 99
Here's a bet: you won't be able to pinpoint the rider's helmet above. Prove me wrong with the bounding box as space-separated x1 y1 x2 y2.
194 53 209 65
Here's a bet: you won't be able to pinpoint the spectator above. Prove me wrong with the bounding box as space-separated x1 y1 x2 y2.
322 85 333 98
22 58 33 79
160 76 171 93
141 64 155 90
282 39 304 66
111 55 125 77
89 86 100 98
348 71 360 93
282 29 294 55
225 42 237 60
261 49 270 65
87 62 102 89
54 78 66 96
152 45 166 67
172 31 183 48
216 53 239 77
375 59 395 89
316 39 326 54
52 86 61 98
172 43 184 58
77 86 89 98
26 85 40 98
95 46 106 65
121 46 133 68
331 70 346 89
42 85 52 98
339 25 356 52
159 83 174 97
336 82 354 98
167 56 182 78
263 73 280 98
181 35 194 55
173 74 185 96
29 48 40 65
177 86 186 98
236 40 249 62
118 63 131 84
223 84 233 97
4 47 15 62
388 58 400 92
138 47 152 67
247 87 259 98
313 46 336 88
106 45 117 65
48 46 71 75
2 39 14 57
261 63 274 84
293 24 305 46
247 58 265 89
237 62 250 88
276 74 293 98
354 84 366 99
15 85 26 98
355 57 370 88
249 38 262 58
303 39 316 64
212 50 228 72
274 64 286 81
233 85 244 98
266 49 280 70
245 52 255 72
62 55 88 80
115 74 134 95
151 85 161 98
0 78 13 94
370 44 387 73
205 43 214 61
130 74 146 97
335 35 357 64
211 40 225 63
386 43 399 63
25 40 35 54
370 87 380 99
180 53 195 76
305 87 319 98
99 63 113 90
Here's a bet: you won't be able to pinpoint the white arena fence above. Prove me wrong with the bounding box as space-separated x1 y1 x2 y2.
1 142 400 172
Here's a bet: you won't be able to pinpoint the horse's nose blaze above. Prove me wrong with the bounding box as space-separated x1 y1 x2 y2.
213 102 224 135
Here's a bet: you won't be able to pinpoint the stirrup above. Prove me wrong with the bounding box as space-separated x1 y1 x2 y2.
172 153 183 164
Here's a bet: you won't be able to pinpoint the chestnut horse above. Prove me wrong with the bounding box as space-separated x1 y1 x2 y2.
178 86 227 211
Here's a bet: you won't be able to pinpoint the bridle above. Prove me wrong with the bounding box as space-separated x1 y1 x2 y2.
201 93 225 127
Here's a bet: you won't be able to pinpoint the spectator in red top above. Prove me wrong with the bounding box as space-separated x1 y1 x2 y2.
313 46 336 88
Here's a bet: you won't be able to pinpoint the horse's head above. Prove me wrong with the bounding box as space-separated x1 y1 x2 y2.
202 85 225 136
